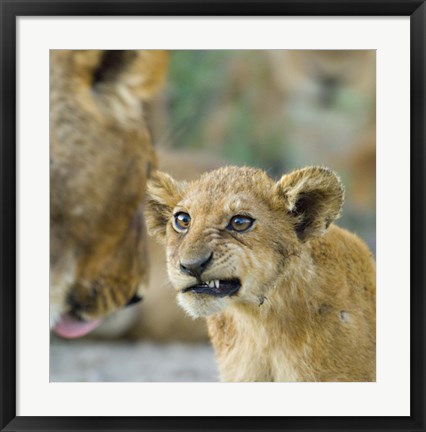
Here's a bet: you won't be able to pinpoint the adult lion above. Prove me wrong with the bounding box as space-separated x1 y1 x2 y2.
50 50 168 337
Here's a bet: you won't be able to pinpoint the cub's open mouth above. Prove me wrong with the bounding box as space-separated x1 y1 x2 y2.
182 279 241 297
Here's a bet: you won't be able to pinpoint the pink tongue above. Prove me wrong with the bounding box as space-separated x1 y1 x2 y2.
54 313 101 339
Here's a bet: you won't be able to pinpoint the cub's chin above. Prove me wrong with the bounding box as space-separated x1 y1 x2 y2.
177 292 228 318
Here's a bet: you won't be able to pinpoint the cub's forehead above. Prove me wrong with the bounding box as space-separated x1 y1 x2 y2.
177 166 275 212
191 166 273 196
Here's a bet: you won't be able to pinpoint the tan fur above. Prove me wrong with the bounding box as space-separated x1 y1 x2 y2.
145 166 376 381
93 149 223 341
50 50 167 325
131 150 225 341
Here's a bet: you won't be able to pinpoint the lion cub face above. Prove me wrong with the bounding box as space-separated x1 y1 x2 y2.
146 166 344 318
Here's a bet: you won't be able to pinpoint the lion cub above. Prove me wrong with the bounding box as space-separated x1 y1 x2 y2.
145 166 376 382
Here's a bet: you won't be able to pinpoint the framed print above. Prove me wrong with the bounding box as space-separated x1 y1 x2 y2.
1 1 425 431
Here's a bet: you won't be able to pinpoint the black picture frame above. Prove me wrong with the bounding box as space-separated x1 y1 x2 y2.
1 1 424 431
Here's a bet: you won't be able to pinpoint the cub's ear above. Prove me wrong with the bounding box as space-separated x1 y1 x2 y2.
275 166 344 241
145 171 185 243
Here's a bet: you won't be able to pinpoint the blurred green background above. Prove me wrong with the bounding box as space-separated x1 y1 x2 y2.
152 50 376 251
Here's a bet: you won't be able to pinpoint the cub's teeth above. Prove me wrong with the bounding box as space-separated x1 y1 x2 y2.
205 280 221 288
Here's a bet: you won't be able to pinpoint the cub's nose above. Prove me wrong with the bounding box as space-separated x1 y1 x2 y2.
180 253 213 279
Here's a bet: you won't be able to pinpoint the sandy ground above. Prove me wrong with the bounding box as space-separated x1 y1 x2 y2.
50 337 218 382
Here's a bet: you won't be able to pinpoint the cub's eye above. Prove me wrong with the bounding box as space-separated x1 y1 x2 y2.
173 212 191 232
227 215 255 233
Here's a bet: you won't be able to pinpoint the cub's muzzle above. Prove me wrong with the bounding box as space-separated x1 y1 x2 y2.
179 252 213 279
